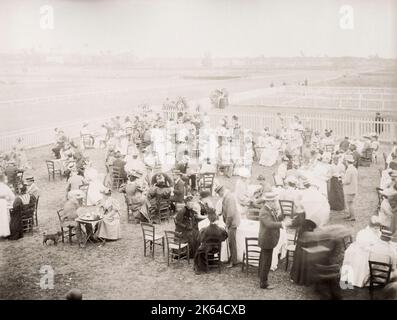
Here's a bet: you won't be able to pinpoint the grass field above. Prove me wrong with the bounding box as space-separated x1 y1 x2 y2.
0 143 388 300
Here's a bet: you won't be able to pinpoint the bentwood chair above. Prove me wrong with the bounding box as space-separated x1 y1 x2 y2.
56 209 76 244
242 237 261 276
165 230 190 266
368 259 392 299
141 222 165 258
46 160 62 181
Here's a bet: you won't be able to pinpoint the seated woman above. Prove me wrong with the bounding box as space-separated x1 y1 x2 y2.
84 161 108 206
342 216 382 288
96 189 121 241
9 184 36 240
175 195 206 257
289 212 318 286
194 208 228 274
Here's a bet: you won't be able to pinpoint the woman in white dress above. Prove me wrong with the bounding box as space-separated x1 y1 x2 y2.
0 174 15 237
259 133 279 167
84 162 107 206
342 216 382 288
96 190 121 240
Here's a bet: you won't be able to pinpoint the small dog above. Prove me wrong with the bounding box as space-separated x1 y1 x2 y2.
43 232 62 246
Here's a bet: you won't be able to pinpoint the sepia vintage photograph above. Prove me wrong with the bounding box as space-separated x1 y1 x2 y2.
0 0 396 302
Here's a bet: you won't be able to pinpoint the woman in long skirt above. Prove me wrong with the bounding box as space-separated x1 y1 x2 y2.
290 212 318 286
328 157 345 211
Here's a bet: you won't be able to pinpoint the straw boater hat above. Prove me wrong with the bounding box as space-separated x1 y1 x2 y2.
344 154 355 163
263 192 278 201
238 167 250 178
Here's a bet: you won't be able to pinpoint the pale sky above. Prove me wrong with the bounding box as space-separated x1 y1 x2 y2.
0 0 396 58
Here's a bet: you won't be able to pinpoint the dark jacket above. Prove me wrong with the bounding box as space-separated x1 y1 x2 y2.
258 204 282 249
173 178 185 203
199 223 228 244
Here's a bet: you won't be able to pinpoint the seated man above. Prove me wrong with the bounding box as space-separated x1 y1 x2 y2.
171 171 185 212
194 208 228 274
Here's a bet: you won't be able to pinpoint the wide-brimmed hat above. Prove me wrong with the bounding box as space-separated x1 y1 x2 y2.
281 156 289 162
184 194 194 202
263 192 278 201
129 170 142 178
238 167 250 178
24 175 34 182
344 154 355 163
285 175 298 186
199 190 211 198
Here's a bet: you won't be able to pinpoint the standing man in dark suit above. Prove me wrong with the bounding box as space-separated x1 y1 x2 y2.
215 185 241 268
258 192 291 289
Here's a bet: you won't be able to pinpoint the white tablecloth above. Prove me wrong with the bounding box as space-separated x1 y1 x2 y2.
199 218 288 270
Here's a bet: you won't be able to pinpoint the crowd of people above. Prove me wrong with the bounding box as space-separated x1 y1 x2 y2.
1 104 397 299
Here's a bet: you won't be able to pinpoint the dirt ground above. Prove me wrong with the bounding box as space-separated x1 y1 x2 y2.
0 142 389 300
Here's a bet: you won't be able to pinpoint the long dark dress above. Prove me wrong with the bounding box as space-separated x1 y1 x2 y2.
290 213 317 286
175 206 200 257
9 195 36 240
194 224 228 272
328 177 345 211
